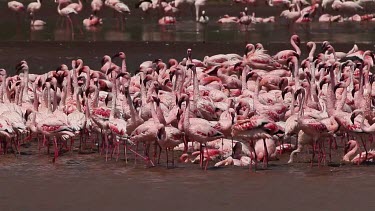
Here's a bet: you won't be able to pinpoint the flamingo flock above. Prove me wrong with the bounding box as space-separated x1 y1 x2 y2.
1 34 375 170
7 0 375 31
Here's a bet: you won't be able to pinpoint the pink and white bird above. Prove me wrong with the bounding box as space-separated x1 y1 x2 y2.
8 1 25 13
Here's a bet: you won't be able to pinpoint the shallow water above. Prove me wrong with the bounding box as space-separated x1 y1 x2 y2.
1 141 375 210
1 1 375 210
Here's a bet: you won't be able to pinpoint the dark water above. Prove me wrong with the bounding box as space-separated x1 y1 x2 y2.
1 141 375 210
1 1 375 210
1 1 375 73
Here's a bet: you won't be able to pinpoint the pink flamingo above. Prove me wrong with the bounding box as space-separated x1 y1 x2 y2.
27 0 42 24
179 94 224 170
91 0 103 15
8 1 25 22
273 35 301 65
343 140 375 164
57 1 78 34
217 15 239 23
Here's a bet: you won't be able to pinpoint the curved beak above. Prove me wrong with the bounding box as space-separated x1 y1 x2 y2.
319 80 326 90
334 83 342 93
293 88 302 100
350 112 357 124
111 53 120 60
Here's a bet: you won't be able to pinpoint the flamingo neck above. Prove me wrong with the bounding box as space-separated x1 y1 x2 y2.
150 101 159 123
291 38 301 56
122 58 127 73
93 85 99 108
75 88 82 112
73 64 80 89
126 91 137 122
66 71 73 100
85 97 90 120
155 101 166 125
140 77 147 106
308 43 316 61
296 2 301 12
47 86 52 114
110 74 117 119
298 90 306 118
0 75 5 103
359 66 364 96
343 141 359 162
192 68 199 104
183 99 190 133
241 67 248 93
293 58 300 88
52 86 58 112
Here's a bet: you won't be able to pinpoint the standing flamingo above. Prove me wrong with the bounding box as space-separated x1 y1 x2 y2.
57 2 78 34
27 0 42 24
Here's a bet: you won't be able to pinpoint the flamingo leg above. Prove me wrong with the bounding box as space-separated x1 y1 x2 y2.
172 149 175 168
104 133 109 162
311 141 316 167
262 138 268 169
200 143 203 169
361 136 368 161
204 145 210 170
124 139 128 164
166 148 169 168
66 16 74 38
53 136 58 163
157 144 162 164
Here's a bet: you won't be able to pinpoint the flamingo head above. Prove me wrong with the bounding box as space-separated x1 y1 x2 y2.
77 75 86 87
101 55 111 66
350 110 362 125
104 93 113 106
333 82 345 93
291 35 301 46
187 48 192 59
321 41 330 52
15 60 28 74
112 52 126 60
369 75 375 84
177 93 189 108
293 87 305 101
156 126 166 141
0 68 6 77
306 41 315 50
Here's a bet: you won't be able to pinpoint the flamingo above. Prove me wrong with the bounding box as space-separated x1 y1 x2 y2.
217 15 239 23
66 0 84 12
179 94 224 170
135 0 153 12
57 1 78 33
8 1 25 13
273 34 301 65
331 0 364 13
8 1 25 22
91 0 103 15
198 10 209 24
27 0 42 24
343 140 375 164
194 0 206 21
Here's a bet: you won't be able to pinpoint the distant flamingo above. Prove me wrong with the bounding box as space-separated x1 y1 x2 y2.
91 0 103 15
27 0 42 23
331 0 364 13
66 0 84 12
8 1 25 22
57 2 78 33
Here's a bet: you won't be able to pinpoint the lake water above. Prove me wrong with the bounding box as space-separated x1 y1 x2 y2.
1 1 375 210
